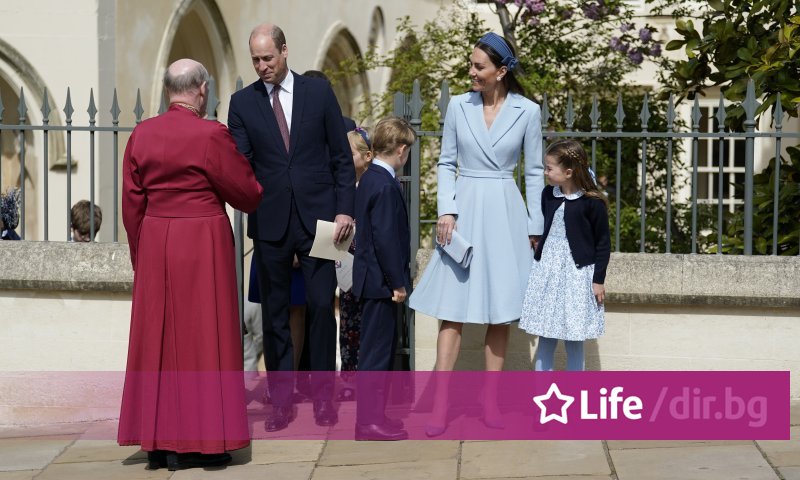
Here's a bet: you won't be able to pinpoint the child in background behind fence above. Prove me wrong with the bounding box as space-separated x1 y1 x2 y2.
0 188 21 240
519 139 610 371
70 200 102 242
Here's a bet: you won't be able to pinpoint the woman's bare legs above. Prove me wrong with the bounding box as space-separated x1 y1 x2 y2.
483 324 510 425
428 320 463 430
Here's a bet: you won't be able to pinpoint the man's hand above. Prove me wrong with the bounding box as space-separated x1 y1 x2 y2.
392 287 407 303
333 214 355 244
436 214 457 246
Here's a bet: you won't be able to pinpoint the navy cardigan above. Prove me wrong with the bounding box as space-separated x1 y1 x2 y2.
533 185 611 284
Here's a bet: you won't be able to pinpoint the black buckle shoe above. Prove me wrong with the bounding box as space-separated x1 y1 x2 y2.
313 399 338 427
265 405 294 432
166 452 232 471
355 423 409 441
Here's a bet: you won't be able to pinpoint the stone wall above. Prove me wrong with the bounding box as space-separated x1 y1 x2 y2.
1 242 798 399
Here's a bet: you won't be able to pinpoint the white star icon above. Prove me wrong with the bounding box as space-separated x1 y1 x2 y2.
532 382 574 425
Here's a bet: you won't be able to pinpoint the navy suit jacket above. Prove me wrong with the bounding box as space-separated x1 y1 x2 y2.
228 72 356 241
352 163 411 299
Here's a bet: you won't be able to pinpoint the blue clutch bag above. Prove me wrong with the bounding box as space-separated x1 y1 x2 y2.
438 230 473 268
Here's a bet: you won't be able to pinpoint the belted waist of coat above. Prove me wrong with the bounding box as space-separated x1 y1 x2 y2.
458 168 515 179
145 189 225 217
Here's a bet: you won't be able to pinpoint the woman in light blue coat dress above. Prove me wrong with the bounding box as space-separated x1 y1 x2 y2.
408 32 544 435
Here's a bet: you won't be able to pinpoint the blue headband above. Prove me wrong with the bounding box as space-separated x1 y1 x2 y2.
354 127 371 149
477 32 518 71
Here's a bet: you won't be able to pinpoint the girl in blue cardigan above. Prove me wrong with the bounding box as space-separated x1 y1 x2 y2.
519 140 611 371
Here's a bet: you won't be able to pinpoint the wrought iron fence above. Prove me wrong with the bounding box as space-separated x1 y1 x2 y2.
1 76 798 370
391 79 800 258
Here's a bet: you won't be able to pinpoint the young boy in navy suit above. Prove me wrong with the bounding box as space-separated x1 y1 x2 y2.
352 117 416 441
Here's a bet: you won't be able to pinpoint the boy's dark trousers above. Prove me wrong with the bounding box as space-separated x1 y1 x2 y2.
356 297 399 425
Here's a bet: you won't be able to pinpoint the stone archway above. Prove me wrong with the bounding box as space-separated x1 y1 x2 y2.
0 38 64 240
319 25 369 121
152 0 235 120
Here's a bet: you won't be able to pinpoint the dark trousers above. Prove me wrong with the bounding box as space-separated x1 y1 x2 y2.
356 297 398 425
255 200 336 407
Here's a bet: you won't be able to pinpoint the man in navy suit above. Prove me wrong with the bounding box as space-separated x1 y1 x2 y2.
352 117 416 441
228 23 356 432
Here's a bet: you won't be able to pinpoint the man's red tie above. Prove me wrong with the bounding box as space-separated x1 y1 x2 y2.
272 85 290 152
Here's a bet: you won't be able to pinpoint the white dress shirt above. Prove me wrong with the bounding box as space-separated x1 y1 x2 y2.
264 70 294 132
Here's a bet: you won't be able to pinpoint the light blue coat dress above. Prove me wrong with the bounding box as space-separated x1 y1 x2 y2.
408 91 544 324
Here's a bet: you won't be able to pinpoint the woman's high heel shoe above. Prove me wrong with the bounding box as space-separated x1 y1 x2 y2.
480 415 504 430
424 423 447 438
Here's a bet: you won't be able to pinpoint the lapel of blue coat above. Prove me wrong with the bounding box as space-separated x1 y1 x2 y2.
288 71 305 161
490 93 525 147
460 92 497 165
253 80 289 160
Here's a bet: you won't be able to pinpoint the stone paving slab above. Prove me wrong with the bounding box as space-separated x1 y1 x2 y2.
0 472 40 480
52 440 143 464
171 462 315 480
319 440 459 466
0 439 72 471
610 444 778 480
460 440 609 479
239 440 324 465
35 460 171 480
780 466 800 480
311 459 458 480
607 440 752 450
472 477 612 480
756 426 800 467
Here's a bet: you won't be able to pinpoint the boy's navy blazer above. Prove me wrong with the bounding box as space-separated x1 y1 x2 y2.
227 72 356 241
352 163 411 299
534 185 611 284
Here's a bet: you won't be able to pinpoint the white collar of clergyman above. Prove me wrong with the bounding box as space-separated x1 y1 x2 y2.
373 159 396 178
264 70 294 96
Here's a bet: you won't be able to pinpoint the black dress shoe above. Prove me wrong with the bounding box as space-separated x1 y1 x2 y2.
355 423 409 441
265 405 294 432
384 416 404 429
165 452 232 471
313 399 338 427
146 450 168 470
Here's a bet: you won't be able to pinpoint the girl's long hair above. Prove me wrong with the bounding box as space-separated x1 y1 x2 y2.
545 140 608 208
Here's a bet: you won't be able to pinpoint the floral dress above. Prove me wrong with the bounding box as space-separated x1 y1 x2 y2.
339 240 362 380
519 187 605 341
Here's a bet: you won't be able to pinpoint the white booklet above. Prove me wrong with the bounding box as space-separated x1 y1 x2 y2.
309 219 354 261
335 252 354 292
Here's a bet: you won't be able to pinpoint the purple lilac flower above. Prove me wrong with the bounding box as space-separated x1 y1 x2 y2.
620 23 634 33
528 16 541 25
609 37 629 53
639 28 653 42
526 0 546 14
560 8 574 19
648 43 662 57
628 50 644 64
582 2 602 20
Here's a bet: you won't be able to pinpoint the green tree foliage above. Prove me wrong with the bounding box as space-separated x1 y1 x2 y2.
704 146 800 255
331 1 690 252
656 0 800 129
